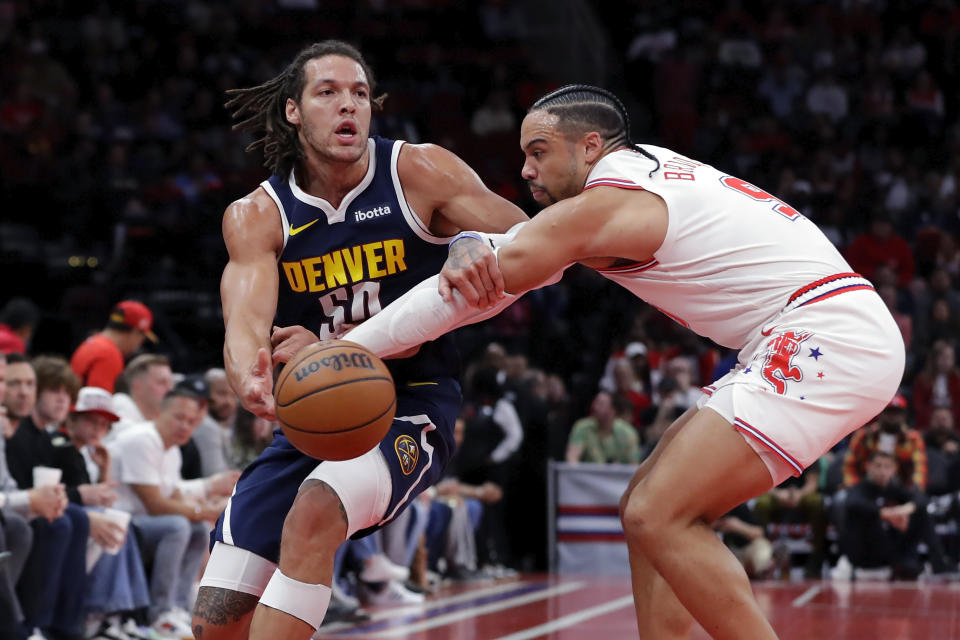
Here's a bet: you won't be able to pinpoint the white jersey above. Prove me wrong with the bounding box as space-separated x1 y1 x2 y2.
588 145 853 349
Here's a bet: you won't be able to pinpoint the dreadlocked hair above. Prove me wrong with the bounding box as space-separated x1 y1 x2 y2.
530 84 660 177
224 40 385 177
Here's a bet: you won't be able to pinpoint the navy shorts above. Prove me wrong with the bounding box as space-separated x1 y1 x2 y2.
211 376 461 563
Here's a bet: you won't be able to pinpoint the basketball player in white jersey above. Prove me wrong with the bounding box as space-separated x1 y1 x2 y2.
344 85 905 638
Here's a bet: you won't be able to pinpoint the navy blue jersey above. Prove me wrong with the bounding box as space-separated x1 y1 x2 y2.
262 136 459 381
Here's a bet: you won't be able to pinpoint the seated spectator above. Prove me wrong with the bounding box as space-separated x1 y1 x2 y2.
753 459 827 578
715 503 783 580
0 465 32 640
0 298 39 355
843 394 927 490
110 353 174 437
842 451 924 579
2 353 36 432
6 355 79 489
912 340 960 430
70 300 158 393
191 368 239 475
108 388 224 637
566 391 640 465
0 354 87 640
229 407 274 470
923 407 960 495
52 387 151 639
611 359 651 430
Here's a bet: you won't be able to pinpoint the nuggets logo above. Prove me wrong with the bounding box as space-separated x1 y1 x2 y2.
395 435 419 476
760 330 812 394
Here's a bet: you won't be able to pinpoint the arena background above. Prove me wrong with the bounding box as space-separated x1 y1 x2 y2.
3 0 958 465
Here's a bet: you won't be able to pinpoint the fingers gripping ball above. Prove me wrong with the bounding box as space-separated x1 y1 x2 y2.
274 340 396 461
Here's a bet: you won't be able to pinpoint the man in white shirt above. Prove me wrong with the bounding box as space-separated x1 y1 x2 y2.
110 354 174 438
109 387 230 637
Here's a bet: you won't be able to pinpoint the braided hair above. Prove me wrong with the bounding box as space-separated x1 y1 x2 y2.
529 84 660 177
224 40 385 176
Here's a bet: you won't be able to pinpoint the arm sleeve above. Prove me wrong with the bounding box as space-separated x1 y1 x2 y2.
345 227 566 358
489 399 524 463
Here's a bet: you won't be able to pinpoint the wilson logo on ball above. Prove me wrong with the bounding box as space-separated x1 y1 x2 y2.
293 352 376 381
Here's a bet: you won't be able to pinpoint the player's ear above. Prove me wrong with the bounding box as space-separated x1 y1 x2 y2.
286 98 300 126
583 131 604 163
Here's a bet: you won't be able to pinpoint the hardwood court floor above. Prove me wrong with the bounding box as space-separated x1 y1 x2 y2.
314 574 960 639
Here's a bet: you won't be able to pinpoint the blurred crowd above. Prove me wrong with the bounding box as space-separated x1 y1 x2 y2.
5 0 960 637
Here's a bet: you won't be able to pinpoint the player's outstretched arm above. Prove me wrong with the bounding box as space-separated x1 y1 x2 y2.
398 143 529 308
344 228 565 358
220 192 283 420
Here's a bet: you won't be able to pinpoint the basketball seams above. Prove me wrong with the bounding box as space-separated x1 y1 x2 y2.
278 395 397 435
276 375 394 407
274 340 382 393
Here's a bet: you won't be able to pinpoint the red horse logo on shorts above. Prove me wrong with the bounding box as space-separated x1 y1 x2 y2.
760 330 811 394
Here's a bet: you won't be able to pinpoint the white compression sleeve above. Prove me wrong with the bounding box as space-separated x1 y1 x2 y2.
344 227 565 358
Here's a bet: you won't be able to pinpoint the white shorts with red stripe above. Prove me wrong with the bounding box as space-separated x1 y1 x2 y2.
697 274 904 485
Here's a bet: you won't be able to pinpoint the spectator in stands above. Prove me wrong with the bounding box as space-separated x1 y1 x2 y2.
0 298 39 356
110 353 173 436
5 356 80 492
70 301 158 393
200 368 238 469
51 387 151 639
109 387 225 637
842 451 925 580
470 90 516 137
843 394 927 490
2 354 36 431
0 354 88 640
912 340 960 430
0 353 33 640
426 416 503 580
611 359 651 430
229 407 273 471
188 372 233 476
566 391 640 464
714 504 782 580
923 407 960 495
845 213 916 287
752 459 827 578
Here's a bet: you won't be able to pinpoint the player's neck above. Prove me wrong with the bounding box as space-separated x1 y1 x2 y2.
297 148 370 209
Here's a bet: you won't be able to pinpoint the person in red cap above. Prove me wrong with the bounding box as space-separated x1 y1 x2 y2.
70 300 158 393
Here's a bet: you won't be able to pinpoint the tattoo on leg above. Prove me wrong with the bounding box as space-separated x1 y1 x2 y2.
193 586 259 626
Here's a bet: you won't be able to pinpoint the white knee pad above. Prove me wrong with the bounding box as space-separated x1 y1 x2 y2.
303 446 392 537
259 569 331 631
198 541 277 597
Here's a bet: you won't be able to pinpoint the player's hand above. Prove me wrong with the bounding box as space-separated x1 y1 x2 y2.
271 325 319 366
78 482 118 507
28 485 68 521
439 235 504 309
239 348 277 421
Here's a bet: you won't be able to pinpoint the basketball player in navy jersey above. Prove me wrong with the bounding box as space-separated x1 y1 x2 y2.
191 41 526 639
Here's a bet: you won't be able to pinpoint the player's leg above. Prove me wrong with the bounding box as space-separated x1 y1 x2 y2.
619 406 697 639
621 407 778 640
192 432 321 640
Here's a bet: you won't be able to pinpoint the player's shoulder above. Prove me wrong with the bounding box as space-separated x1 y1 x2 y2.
222 183 284 250
225 184 279 219
397 142 471 184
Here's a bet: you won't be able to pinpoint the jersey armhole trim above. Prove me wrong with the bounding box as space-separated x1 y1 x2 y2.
390 141 454 245
260 180 290 256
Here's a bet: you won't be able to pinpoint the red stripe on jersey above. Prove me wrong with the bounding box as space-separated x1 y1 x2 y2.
787 272 863 305
585 181 646 191
797 284 875 308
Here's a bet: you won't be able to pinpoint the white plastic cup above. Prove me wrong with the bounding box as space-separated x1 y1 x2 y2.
32 466 62 488
101 507 131 555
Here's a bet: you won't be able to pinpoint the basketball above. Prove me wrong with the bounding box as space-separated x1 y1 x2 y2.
274 340 396 461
